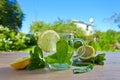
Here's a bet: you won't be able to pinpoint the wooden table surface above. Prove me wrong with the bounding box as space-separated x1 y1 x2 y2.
0 52 120 80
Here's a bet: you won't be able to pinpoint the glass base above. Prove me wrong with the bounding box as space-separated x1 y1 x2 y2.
48 63 71 70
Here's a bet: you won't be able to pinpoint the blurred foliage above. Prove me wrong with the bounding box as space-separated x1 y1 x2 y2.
0 25 35 51
0 16 120 52
0 0 24 31
30 19 120 52
109 13 120 23
26 34 37 46
0 0 120 52
89 30 120 51
30 21 51 34
30 20 86 39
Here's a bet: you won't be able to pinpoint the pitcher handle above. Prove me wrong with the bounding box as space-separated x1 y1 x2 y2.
73 38 86 60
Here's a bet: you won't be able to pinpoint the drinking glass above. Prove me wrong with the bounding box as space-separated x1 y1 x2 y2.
47 33 86 70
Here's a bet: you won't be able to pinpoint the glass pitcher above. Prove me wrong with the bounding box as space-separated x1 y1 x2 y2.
46 33 86 70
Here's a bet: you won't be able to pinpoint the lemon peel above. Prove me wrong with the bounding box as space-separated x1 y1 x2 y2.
77 45 95 62
10 56 30 70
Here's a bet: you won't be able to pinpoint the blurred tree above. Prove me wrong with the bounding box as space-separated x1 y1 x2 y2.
52 20 85 38
97 29 117 51
0 0 24 31
30 19 85 39
30 21 51 34
109 13 120 28
93 30 103 41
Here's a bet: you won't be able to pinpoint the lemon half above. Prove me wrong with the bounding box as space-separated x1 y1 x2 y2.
38 30 60 52
10 56 30 70
77 45 95 62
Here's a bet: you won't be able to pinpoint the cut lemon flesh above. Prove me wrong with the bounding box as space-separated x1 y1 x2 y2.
10 56 30 70
77 45 95 61
38 30 60 52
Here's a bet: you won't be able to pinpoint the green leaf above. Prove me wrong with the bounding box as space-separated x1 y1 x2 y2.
45 53 58 64
92 53 106 65
56 39 68 63
72 53 106 74
34 46 43 58
72 61 92 66
27 46 46 70
65 52 73 65
45 39 73 66
73 63 94 74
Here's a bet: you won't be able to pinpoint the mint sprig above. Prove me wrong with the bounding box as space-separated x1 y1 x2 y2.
92 53 106 65
72 53 106 74
73 63 94 74
45 39 73 67
27 46 46 70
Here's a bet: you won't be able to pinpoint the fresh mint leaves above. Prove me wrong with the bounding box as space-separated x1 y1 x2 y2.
73 63 94 74
45 39 73 69
92 53 106 65
56 39 69 63
72 53 106 74
72 60 94 73
26 39 106 73
27 46 46 70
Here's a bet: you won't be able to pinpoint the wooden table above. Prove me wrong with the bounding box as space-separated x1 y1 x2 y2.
0 52 120 80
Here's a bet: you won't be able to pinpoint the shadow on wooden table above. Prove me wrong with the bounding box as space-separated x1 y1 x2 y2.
0 66 67 76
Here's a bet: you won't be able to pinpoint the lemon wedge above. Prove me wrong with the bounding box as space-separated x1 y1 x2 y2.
10 56 30 70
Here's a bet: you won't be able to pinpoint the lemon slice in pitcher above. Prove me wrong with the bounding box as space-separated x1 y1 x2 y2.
38 30 60 52
10 56 30 70
77 45 95 62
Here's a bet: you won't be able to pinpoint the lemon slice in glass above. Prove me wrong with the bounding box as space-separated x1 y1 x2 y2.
10 56 30 70
38 30 60 52
77 45 95 62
